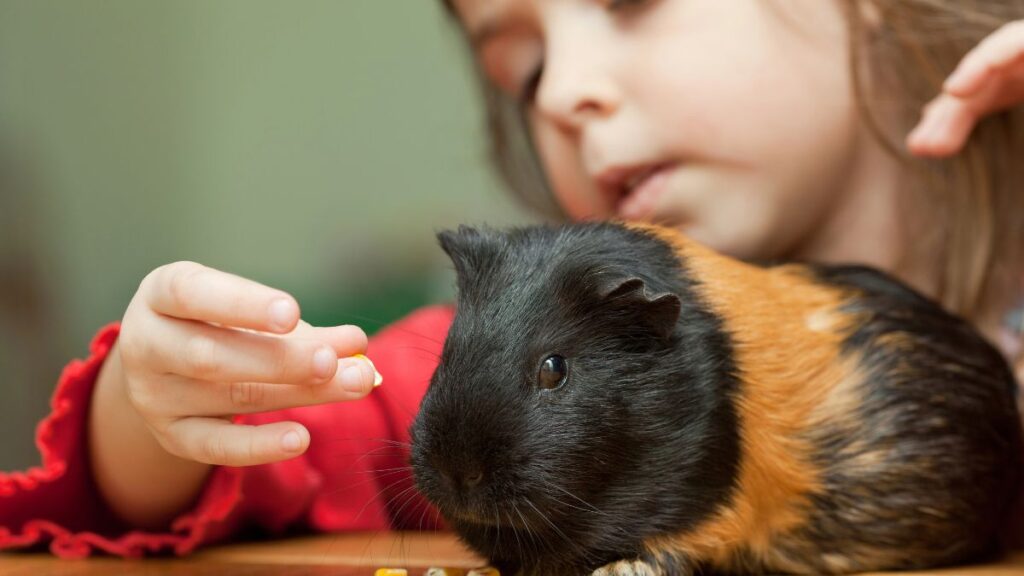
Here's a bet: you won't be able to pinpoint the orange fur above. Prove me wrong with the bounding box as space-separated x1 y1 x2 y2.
627 222 868 571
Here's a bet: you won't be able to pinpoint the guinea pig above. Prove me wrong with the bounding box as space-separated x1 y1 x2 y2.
408 221 1023 576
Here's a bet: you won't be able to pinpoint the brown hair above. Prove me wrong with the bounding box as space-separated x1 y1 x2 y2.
846 1 1024 328
442 0 1024 327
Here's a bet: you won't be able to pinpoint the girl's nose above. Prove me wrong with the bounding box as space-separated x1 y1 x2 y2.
533 26 621 131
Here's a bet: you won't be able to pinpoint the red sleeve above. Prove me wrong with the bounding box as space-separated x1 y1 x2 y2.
0 305 454 558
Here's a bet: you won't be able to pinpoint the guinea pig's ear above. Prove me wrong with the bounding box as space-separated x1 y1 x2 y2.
599 276 682 340
437 225 499 285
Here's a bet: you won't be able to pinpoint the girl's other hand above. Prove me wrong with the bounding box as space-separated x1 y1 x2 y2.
115 261 378 466
907 20 1024 157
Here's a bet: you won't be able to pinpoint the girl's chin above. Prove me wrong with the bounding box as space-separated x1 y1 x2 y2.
570 208 768 261
621 210 691 233
663 222 761 259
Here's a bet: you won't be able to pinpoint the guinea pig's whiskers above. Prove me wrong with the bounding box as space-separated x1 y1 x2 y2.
417 496 432 531
318 437 411 462
537 489 598 517
359 437 413 448
357 465 414 476
373 386 426 420
321 466 407 497
412 505 445 562
538 477 611 517
380 483 421 520
393 343 444 358
347 475 414 524
352 448 410 467
524 496 582 560
319 436 412 448
431 504 444 529
493 501 502 551
513 501 543 560
389 483 424 533
506 507 525 564
334 469 411 493
351 468 410 487
340 449 410 476
322 437 411 457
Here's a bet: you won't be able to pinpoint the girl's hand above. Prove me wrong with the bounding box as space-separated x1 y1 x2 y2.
116 261 379 467
907 20 1024 157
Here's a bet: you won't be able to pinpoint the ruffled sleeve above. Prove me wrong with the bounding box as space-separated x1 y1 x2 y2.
0 323 251 558
0 304 456 558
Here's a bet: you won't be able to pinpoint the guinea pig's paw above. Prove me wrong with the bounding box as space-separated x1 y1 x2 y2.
589 559 661 576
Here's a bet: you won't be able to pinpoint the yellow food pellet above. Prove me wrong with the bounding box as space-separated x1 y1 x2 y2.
374 569 407 576
353 353 384 387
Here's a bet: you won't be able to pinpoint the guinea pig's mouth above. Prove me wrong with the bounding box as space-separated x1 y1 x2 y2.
441 501 539 531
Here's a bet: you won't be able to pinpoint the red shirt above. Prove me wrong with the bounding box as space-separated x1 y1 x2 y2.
0 305 454 558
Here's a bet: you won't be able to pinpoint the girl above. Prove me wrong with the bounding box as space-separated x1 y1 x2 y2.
2 0 1023 560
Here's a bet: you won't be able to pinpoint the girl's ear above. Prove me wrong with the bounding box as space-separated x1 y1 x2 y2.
597 276 682 340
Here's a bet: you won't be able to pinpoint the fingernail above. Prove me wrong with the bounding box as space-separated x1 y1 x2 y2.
353 353 383 387
269 298 294 332
313 348 336 380
339 356 381 393
340 364 369 393
282 430 302 452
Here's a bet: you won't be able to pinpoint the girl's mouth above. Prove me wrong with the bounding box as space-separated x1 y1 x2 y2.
612 163 677 219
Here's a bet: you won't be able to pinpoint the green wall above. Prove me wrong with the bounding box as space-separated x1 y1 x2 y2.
0 1 534 469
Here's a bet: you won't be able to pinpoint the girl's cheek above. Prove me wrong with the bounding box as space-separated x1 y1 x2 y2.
532 121 602 220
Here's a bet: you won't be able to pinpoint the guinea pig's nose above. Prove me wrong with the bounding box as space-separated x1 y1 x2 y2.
439 466 485 491
465 470 484 488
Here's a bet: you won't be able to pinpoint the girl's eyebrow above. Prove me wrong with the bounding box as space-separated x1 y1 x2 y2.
469 19 503 49
461 2 530 49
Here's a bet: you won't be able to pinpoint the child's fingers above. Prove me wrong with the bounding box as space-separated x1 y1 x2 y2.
906 94 978 157
913 19 1024 158
143 315 345 386
290 321 370 358
946 21 1024 97
160 417 312 466
143 261 300 334
136 360 377 419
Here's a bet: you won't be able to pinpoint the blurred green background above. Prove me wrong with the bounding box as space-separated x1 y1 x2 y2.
0 1 534 469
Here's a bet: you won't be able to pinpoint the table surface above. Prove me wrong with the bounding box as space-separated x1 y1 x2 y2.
2 532 1024 575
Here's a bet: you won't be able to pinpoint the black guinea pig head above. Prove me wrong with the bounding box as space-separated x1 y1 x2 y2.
409 224 689 568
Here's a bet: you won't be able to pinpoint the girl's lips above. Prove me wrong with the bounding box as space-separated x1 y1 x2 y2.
615 163 677 220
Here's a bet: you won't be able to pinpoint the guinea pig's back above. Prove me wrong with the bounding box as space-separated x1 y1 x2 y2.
632 223 1022 574
787 263 1022 571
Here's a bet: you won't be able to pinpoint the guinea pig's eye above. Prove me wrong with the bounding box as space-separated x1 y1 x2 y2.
538 354 568 390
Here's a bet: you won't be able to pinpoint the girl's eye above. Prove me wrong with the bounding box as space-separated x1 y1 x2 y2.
520 64 543 105
538 354 569 390
517 0 651 104
608 0 649 10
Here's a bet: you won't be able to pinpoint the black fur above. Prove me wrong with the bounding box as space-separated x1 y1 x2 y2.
409 223 742 575
408 223 1023 576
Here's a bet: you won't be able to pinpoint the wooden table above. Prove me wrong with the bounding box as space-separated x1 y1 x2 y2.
2 532 1023 575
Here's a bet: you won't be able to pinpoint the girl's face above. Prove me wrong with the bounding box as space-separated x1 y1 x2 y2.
453 0 901 262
